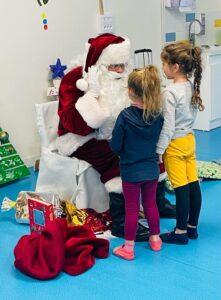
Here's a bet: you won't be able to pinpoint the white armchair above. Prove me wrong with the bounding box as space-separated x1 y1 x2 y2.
35 100 109 213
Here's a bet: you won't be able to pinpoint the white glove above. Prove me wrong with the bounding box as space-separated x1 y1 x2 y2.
87 66 101 97
97 117 115 140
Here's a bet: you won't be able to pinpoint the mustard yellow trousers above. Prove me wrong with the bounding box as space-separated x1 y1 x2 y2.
163 134 198 188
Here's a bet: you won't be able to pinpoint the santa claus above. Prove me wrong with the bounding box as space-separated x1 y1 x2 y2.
56 33 175 241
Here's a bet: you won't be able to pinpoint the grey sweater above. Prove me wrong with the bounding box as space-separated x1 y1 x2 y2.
157 81 197 155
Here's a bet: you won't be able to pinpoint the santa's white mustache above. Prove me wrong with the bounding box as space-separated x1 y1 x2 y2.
99 65 129 80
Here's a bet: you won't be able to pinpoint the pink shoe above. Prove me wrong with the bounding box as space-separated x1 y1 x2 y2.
149 238 162 251
113 245 135 260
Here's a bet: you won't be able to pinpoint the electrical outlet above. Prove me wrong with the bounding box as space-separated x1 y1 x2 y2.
98 14 114 34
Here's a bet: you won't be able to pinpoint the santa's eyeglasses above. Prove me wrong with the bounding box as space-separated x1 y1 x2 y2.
107 63 128 69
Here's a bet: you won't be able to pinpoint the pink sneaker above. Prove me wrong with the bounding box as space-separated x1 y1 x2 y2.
113 245 135 260
149 238 162 251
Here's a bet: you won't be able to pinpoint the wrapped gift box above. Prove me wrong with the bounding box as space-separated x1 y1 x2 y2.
0 143 30 185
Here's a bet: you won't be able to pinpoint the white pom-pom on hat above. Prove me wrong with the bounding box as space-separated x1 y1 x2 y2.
76 78 88 91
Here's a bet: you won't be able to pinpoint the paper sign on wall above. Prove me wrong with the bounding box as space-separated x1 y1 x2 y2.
179 0 196 12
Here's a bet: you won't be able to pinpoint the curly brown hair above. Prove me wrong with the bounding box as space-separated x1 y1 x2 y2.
161 42 204 111
128 65 162 121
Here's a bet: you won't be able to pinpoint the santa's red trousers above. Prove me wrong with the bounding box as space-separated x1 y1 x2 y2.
71 138 120 183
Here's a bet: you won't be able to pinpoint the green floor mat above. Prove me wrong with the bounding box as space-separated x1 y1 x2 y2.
165 160 221 193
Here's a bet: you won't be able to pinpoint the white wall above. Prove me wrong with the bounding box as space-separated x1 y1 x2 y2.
105 0 162 65
196 0 221 45
0 0 162 166
196 0 221 11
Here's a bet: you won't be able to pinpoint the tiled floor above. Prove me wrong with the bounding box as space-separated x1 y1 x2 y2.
0 128 221 300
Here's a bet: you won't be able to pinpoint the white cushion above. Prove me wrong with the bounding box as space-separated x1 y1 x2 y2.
35 101 59 150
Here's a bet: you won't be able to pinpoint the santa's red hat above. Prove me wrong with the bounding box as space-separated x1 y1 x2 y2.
76 33 130 91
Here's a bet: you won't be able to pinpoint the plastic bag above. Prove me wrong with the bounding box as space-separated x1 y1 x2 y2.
1 191 62 223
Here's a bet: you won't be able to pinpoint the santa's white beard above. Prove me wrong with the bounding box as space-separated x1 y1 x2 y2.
96 69 130 140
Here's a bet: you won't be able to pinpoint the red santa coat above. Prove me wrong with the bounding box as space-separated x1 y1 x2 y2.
58 66 93 137
57 66 120 184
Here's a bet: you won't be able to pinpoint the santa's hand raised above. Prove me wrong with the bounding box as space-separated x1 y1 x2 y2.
87 66 101 97
75 64 110 129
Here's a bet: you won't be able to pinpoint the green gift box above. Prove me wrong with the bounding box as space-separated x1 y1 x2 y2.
0 143 30 185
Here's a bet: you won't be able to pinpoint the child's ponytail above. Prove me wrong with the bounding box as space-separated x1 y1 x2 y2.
192 47 204 111
141 66 162 121
161 42 204 111
128 66 162 121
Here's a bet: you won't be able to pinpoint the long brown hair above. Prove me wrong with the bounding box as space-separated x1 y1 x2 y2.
161 42 204 111
128 65 162 121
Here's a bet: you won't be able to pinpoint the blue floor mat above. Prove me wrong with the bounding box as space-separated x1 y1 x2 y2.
0 128 221 300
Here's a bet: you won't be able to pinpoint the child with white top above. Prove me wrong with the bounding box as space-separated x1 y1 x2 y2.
157 42 203 244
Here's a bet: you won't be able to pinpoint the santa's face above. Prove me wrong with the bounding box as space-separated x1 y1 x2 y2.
98 63 131 111
107 64 125 74
96 63 131 140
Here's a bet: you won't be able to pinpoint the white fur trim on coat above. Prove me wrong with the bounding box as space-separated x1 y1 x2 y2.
76 78 88 92
105 177 122 193
96 38 131 66
56 132 96 156
75 92 111 129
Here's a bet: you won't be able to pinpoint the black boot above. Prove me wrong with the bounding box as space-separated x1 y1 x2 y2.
109 192 149 242
156 180 176 219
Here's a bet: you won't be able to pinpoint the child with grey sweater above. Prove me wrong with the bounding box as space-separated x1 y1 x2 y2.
157 42 204 245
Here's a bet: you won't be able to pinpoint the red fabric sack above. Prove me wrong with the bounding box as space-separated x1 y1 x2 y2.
64 225 109 275
14 220 109 279
14 218 67 280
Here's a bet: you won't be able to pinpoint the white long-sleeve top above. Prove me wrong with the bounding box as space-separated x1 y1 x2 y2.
157 81 197 155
